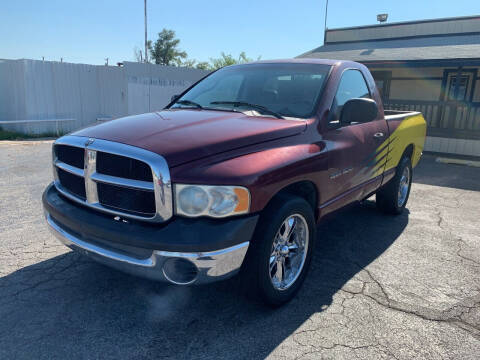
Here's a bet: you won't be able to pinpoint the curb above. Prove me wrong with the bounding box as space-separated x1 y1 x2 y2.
435 157 480 168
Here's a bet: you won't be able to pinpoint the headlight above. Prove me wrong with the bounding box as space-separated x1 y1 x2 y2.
174 184 250 218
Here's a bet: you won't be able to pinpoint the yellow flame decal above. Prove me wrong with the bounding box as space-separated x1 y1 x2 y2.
375 114 426 176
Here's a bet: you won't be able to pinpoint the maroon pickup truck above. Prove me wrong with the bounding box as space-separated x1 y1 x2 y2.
43 59 426 306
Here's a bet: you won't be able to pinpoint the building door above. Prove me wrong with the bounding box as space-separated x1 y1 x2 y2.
445 70 476 101
440 69 477 132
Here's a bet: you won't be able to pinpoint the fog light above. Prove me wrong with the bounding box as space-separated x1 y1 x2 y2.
162 258 198 285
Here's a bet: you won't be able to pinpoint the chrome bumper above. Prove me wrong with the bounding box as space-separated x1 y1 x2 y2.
45 214 249 285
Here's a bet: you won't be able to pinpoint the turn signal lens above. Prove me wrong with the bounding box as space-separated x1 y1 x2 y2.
174 184 250 218
233 187 249 213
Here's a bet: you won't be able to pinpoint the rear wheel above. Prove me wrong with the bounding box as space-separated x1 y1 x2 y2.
241 194 316 307
376 156 412 215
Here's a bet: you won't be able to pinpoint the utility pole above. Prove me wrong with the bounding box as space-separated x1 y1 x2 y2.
144 0 148 63
324 0 329 44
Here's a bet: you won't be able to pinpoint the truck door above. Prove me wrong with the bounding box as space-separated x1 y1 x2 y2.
321 69 388 214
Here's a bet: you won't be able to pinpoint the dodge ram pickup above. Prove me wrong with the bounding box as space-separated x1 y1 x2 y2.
43 59 426 306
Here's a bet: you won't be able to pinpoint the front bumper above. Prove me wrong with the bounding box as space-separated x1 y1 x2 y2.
43 184 258 284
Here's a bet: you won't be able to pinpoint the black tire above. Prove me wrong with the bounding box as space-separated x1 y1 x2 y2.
241 194 316 307
376 156 412 215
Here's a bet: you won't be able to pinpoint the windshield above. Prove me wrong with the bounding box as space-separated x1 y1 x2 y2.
171 63 331 119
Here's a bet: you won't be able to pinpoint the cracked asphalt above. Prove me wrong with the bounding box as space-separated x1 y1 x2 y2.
1 140 479 360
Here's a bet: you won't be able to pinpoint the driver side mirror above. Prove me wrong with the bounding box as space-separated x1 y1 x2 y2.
171 94 180 103
340 98 378 125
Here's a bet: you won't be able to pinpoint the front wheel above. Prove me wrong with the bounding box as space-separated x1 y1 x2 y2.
241 194 316 307
376 156 412 215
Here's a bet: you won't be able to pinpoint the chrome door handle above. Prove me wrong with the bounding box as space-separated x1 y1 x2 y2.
373 132 384 138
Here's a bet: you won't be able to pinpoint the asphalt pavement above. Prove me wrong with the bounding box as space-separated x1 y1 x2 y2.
0 140 479 359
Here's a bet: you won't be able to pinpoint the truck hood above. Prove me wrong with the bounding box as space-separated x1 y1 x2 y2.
72 109 306 167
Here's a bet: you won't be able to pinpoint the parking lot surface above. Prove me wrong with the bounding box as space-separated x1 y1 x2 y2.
1 140 479 359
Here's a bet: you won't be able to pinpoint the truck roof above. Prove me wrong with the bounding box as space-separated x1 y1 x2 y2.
234 58 358 67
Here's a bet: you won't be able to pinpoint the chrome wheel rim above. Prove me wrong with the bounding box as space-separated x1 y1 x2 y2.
397 166 411 207
269 214 309 291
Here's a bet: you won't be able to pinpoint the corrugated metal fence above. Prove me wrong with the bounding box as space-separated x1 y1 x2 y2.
0 59 208 134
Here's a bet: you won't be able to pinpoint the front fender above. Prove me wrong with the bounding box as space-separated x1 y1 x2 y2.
170 143 329 213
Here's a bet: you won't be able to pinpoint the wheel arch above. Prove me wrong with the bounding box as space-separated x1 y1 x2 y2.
402 143 414 160
263 180 319 220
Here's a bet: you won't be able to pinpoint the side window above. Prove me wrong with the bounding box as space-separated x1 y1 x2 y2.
332 70 371 121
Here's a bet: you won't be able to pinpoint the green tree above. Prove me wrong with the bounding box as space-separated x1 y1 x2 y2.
149 29 187 66
180 52 260 71
208 52 256 70
195 61 211 70
180 58 197 68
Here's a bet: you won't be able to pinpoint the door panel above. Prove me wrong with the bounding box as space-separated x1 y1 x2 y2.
321 119 388 214
320 68 389 215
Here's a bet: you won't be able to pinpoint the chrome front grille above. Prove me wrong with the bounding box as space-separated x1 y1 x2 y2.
96 152 153 182
52 135 172 222
56 167 86 199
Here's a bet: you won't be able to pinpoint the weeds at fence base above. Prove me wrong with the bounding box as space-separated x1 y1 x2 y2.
0 127 64 140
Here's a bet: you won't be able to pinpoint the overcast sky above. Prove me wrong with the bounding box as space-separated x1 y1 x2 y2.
1 0 479 65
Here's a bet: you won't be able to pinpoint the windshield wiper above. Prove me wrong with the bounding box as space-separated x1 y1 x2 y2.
210 101 284 119
175 100 203 109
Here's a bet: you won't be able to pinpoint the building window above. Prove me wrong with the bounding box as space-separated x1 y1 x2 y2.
371 71 392 101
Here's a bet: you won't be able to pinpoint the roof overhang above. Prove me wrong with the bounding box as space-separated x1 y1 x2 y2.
359 58 480 68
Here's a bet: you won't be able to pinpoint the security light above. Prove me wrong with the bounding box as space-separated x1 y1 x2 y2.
377 14 388 23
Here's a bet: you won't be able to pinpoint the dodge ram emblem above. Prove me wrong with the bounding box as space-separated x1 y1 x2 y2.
85 138 95 147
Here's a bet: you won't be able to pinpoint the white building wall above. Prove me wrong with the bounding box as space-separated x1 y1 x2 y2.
0 59 209 134
124 61 207 116
0 60 27 123
97 65 128 120
424 136 480 157
389 79 442 101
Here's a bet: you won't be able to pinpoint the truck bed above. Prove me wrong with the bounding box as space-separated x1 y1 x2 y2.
384 109 421 120
382 110 426 170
